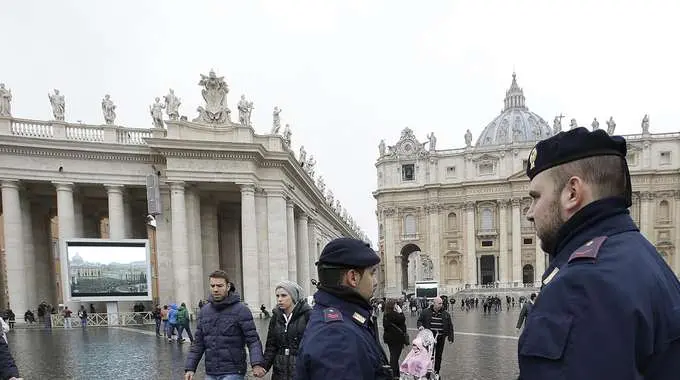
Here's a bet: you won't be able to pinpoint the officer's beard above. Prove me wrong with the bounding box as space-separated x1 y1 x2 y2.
537 198 566 256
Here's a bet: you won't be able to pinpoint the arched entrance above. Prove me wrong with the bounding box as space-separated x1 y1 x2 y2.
400 244 421 293
522 264 534 285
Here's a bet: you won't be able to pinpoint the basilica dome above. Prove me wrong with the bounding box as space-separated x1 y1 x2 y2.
476 73 552 147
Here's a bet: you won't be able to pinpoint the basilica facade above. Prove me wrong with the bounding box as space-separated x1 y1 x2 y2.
0 71 365 315
374 74 680 297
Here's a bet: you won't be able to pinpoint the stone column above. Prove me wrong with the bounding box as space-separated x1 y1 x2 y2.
383 208 397 294
267 188 288 305
200 196 220 290
427 204 441 281
21 193 38 310
255 188 270 308
674 191 680 274
640 192 652 240
155 187 174 303
170 182 190 305
55 182 75 304
511 198 522 284
498 200 509 284
124 193 133 238
1 181 28 314
535 235 546 284
186 188 204 307
296 213 310 295
32 206 52 304
465 202 476 285
308 219 318 284
105 185 125 240
240 184 260 309
286 199 297 282
73 191 84 238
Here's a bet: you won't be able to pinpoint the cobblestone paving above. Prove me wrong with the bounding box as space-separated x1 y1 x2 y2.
8 305 522 379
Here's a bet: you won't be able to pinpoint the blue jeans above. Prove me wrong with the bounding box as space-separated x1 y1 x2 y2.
205 375 244 380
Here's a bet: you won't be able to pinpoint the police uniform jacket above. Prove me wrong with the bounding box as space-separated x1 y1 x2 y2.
295 288 391 380
518 197 680 379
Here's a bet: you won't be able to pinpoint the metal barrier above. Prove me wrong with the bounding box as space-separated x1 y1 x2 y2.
50 312 154 327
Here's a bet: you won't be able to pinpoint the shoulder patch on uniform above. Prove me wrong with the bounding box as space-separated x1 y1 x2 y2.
568 236 608 263
352 312 366 325
323 308 343 323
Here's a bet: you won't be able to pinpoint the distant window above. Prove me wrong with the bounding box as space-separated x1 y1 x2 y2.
446 166 456 177
481 240 493 247
447 212 458 230
659 200 670 221
402 164 415 181
481 208 493 230
404 214 416 235
479 162 494 176
523 238 533 245
660 151 671 165
522 159 528 170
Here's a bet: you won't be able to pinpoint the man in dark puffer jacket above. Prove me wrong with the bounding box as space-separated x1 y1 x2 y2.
184 270 266 380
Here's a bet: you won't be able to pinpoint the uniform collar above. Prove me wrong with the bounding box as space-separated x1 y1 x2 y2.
542 200 638 282
314 289 372 326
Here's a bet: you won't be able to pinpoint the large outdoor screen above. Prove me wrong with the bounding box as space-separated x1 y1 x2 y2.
65 239 151 301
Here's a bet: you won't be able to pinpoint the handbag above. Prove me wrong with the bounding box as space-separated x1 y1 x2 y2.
387 320 410 346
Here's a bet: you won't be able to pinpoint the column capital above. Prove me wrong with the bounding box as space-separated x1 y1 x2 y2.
103 184 124 193
296 210 308 220
1 179 20 190
169 181 186 191
286 197 295 208
264 187 286 198
424 202 441 214
674 190 680 200
464 201 476 211
53 181 74 192
497 199 508 208
511 198 521 207
382 207 396 217
640 191 655 200
238 183 256 194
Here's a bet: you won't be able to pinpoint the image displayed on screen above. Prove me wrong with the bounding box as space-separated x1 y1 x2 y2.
67 241 149 297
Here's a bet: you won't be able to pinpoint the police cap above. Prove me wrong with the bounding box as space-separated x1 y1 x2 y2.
316 237 380 269
526 127 631 206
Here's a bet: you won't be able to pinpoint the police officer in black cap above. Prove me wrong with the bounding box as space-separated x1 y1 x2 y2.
518 127 680 379
295 237 392 379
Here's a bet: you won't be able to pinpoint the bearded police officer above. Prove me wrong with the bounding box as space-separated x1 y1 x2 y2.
519 127 680 379
295 237 392 379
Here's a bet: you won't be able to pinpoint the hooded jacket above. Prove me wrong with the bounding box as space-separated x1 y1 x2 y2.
184 289 265 376
168 304 179 325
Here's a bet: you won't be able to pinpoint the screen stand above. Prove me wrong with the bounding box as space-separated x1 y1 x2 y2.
107 301 119 326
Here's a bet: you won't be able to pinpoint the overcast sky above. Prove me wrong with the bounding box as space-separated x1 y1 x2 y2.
2 1 678 244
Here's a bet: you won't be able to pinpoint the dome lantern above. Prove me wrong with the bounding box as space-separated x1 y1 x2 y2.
475 72 551 147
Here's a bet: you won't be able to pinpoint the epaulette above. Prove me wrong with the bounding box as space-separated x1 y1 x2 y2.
323 307 343 323
568 236 608 263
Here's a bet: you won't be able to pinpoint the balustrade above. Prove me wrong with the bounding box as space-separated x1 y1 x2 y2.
9 119 53 138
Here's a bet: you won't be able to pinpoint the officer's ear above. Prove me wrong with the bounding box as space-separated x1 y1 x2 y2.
345 268 363 288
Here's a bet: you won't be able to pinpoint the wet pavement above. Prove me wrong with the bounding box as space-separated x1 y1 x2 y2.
8 305 522 379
